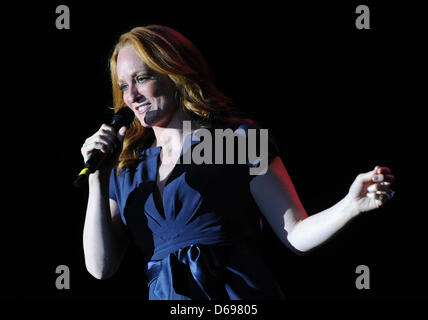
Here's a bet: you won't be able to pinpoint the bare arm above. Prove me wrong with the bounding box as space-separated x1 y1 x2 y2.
81 124 129 279
250 157 394 253
83 172 129 279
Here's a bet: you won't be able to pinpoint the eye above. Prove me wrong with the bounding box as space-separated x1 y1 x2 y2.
136 75 150 84
119 83 128 91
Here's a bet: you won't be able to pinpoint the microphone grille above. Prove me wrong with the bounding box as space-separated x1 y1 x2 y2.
111 107 135 129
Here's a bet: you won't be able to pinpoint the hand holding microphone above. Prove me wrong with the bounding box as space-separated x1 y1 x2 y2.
81 124 126 168
74 107 135 187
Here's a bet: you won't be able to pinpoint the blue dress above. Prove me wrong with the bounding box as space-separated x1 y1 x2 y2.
109 120 286 300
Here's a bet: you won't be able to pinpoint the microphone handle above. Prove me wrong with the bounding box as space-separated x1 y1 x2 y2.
74 138 114 187
85 149 108 173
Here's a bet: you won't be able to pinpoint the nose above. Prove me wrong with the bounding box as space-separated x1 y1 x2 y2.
126 83 143 105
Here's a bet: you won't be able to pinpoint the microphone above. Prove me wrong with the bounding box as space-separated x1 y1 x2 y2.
73 107 135 187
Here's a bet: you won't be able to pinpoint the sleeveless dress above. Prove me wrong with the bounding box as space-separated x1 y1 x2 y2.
109 120 286 300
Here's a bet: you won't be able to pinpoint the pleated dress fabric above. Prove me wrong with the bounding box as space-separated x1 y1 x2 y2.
109 120 286 300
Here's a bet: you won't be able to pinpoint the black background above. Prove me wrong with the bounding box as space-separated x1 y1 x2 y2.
2 0 426 304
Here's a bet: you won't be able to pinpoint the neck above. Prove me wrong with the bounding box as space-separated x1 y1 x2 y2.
151 108 200 149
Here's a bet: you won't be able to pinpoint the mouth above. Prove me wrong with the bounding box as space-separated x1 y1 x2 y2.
135 103 151 114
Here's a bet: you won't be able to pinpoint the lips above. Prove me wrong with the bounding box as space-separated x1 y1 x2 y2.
135 103 151 114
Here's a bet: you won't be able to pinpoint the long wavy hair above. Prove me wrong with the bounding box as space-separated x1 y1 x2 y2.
109 25 239 173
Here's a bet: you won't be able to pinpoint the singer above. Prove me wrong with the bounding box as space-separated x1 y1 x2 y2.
80 25 395 300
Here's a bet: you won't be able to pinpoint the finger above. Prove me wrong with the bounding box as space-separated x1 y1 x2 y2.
98 132 118 149
86 134 115 153
375 193 389 202
376 166 391 175
84 129 114 146
100 123 116 134
356 167 378 183
372 173 395 183
366 192 389 199
96 134 117 151
366 192 376 199
367 190 395 200
82 142 109 161
91 141 111 154
366 192 388 208
377 190 395 200
100 125 120 144
367 183 391 193
117 126 127 143
366 192 383 208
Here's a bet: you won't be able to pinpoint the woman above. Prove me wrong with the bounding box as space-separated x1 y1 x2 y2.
81 25 395 300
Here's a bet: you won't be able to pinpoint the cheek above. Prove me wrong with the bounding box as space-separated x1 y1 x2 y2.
151 83 173 101
155 76 177 98
123 92 131 106
144 81 159 96
122 84 156 105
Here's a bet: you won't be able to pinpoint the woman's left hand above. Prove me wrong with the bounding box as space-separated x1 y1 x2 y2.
347 166 395 215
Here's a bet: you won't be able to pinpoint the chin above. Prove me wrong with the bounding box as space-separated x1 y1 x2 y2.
138 119 150 127
137 113 155 127
138 117 162 128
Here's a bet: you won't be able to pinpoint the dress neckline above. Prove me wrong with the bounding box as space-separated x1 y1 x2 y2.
145 130 203 218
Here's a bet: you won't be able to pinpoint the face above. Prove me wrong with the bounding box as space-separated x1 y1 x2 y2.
116 44 178 127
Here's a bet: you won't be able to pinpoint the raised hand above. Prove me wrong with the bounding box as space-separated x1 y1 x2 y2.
347 166 395 214
81 124 127 174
